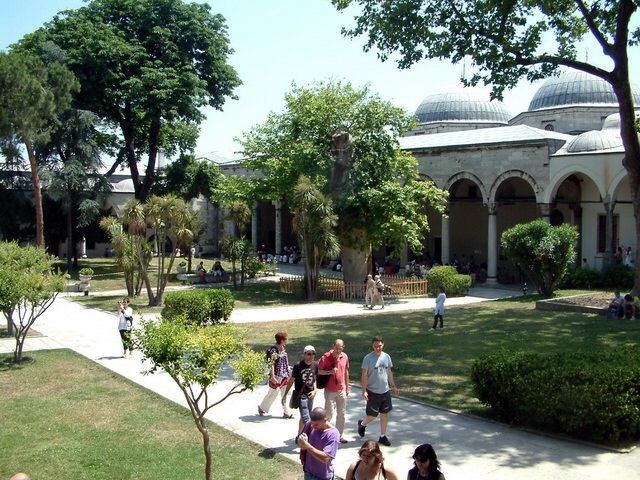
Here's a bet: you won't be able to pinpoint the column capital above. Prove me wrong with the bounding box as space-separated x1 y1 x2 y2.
272 199 283 209
486 202 497 215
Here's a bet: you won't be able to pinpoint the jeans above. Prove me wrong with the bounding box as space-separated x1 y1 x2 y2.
299 395 314 424
432 314 443 328
304 472 333 480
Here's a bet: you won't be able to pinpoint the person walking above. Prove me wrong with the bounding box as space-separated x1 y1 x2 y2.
284 345 318 436
430 287 446 330
117 297 134 358
373 275 385 309
365 274 376 309
345 440 400 480
318 339 350 443
358 336 399 446
407 443 446 480
297 407 340 480
258 331 294 418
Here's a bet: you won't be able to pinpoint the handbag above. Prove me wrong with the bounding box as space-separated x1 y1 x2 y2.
289 389 301 409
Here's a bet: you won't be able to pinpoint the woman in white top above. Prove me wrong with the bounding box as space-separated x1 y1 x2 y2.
345 440 399 480
117 297 134 358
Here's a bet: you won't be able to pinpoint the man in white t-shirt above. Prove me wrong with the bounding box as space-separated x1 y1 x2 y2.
357 336 399 446
430 287 446 331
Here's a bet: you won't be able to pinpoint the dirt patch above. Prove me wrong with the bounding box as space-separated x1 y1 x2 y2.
552 292 613 308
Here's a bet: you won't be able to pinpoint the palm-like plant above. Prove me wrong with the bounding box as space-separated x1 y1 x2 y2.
292 175 340 300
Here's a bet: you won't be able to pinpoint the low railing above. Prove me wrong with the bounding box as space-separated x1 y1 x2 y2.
279 274 428 301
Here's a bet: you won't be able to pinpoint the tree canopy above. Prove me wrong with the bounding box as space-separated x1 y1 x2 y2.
334 0 640 291
240 80 447 276
20 0 241 201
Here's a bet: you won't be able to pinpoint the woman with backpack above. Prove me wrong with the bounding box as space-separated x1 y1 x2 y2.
258 331 294 418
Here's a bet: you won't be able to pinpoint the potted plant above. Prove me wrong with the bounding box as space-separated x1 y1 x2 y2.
176 261 187 274
78 267 94 283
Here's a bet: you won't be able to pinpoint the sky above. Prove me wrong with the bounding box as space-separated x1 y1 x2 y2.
2 0 639 158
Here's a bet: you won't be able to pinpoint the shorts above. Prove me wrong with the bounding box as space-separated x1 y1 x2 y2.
365 389 392 417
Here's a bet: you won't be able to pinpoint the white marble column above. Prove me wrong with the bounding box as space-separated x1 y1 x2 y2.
251 202 259 249
487 203 498 284
441 210 450 265
273 200 283 255
538 203 551 224
604 200 616 264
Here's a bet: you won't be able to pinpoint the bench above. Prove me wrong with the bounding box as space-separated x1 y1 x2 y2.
177 272 231 284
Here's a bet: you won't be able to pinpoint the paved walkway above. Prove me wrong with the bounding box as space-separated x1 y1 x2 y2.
2 290 639 480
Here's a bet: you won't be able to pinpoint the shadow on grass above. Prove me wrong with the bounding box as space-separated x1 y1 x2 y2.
0 354 34 371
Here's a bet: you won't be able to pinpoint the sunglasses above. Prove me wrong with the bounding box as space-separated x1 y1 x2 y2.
305 352 316 356
414 457 428 463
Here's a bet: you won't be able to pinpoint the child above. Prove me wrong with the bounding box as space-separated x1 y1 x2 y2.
431 287 446 330
607 291 623 319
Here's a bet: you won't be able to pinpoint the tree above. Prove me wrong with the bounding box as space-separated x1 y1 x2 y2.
21 0 241 201
99 216 152 297
0 50 78 247
291 175 340 300
220 200 253 289
0 242 64 362
502 220 578 297
120 195 203 306
334 0 640 293
152 154 225 202
136 316 264 480
240 81 447 284
39 109 111 272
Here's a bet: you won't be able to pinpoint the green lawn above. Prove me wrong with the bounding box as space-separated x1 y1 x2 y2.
69 281 327 314
241 293 640 415
0 349 301 480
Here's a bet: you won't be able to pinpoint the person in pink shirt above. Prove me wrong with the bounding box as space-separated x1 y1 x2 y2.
318 339 350 443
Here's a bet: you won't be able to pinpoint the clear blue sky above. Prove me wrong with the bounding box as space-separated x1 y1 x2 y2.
2 0 639 157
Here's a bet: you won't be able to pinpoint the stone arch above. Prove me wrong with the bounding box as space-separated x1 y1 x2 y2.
609 168 631 203
444 172 488 204
489 170 542 204
418 173 438 186
543 166 605 204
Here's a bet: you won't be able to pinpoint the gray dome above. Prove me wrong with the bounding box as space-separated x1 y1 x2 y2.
415 91 512 124
529 70 640 111
565 130 622 153
602 113 621 131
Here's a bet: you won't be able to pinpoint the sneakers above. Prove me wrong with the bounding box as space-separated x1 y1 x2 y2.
357 420 366 438
258 406 265 416
429 327 437 332
378 435 391 446
339 437 348 444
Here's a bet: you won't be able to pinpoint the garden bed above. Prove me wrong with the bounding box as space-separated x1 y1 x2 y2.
535 292 610 315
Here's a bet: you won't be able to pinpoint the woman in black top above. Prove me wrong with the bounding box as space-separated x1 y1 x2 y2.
407 443 445 480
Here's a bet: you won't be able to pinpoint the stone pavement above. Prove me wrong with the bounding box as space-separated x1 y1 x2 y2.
2 292 639 480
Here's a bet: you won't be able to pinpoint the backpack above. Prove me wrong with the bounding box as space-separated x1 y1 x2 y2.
316 354 331 389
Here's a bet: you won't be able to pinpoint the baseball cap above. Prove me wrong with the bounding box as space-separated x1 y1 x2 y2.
303 345 316 354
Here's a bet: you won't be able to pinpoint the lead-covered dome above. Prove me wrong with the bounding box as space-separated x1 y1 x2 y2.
529 70 640 111
415 91 512 124
565 129 623 153
602 112 621 131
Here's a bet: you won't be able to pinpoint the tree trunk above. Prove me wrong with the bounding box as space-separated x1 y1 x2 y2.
341 242 371 286
5 309 14 339
25 141 44 248
66 201 74 273
201 423 212 480
630 173 640 296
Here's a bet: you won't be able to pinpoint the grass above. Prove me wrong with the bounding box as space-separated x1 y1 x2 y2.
0 349 301 480
69 281 329 314
55 257 186 292
241 293 640 416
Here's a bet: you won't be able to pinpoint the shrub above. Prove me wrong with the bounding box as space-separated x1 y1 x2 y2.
501 220 578 297
244 257 267 278
78 267 94 276
558 266 601 289
163 289 234 325
471 348 640 444
427 266 471 296
601 264 634 290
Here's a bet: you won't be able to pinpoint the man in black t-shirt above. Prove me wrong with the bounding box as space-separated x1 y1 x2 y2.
284 344 318 436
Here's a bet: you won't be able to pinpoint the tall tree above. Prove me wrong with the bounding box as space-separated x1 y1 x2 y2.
334 0 640 292
0 51 78 247
38 109 111 272
21 0 241 201
152 154 225 201
240 81 447 284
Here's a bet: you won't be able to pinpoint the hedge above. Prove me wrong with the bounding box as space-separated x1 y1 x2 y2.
162 289 234 325
559 264 634 290
427 266 471 296
471 348 640 443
